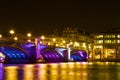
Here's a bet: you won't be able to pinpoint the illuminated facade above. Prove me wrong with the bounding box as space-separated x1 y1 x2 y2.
91 33 120 60
40 27 92 56
40 36 67 48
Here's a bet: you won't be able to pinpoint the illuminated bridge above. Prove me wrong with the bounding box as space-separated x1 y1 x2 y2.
0 43 88 63
0 46 30 63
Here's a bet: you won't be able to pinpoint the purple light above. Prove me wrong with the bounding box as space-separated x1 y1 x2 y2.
78 51 84 57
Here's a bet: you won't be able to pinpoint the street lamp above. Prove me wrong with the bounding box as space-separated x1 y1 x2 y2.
41 35 45 44
41 36 45 40
9 29 15 40
27 33 32 37
27 33 32 42
53 38 56 46
48 42 51 45
63 40 66 43
53 38 56 42
0 34 2 38
9 29 15 35
14 37 18 41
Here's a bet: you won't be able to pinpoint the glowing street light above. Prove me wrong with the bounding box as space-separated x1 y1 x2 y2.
63 40 66 43
14 37 18 41
27 39 31 42
53 38 56 46
41 35 45 44
48 42 51 45
53 38 56 42
41 36 45 40
9 29 15 35
27 33 32 37
0 34 2 38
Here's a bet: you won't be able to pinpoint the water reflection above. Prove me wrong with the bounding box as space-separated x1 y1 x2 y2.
24 65 35 80
5 66 18 80
2 62 120 80
0 63 4 80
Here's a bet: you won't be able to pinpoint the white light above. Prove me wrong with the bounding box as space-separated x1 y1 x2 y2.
53 38 56 41
41 36 45 39
48 42 51 45
56 44 59 46
9 30 15 34
63 40 66 43
27 33 32 37
14 37 18 40
83 43 86 48
27 39 31 42
0 34 2 38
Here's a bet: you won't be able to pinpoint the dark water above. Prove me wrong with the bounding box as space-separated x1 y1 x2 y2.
1 62 120 80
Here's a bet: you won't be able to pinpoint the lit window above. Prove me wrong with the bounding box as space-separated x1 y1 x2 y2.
94 35 103 38
104 35 116 38
104 40 111 43
117 35 120 38
104 40 116 43
118 40 120 43
104 35 110 38
111 40 116 43
111 35 115 38
98 40 103 44
94 40 103 44
94 45 103 49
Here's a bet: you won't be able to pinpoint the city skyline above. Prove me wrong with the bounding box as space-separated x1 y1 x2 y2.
0 1 120 35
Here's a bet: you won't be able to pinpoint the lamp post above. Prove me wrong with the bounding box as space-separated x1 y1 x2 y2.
27 33 32 42
9 29 15 35
41 35 45 44
53 38 56 46
9 29 15 40
0 34 2 40
27 33 32 37
0 34 2 38
14 37 18 41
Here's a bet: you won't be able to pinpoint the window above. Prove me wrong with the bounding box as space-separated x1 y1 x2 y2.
111 40 116 43
104 40 111 43
94 35 103 38
104 35 115 38
104 35 110 38
118 40 120 43
111 35 115 38
117 35 120 38
94 40 103 44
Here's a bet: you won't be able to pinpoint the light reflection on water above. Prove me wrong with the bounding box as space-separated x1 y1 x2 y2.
1 62 120 80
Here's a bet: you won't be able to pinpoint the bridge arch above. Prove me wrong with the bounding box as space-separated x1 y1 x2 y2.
0 46 30 63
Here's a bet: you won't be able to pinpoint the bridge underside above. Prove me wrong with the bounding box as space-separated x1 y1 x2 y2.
0 46 30 63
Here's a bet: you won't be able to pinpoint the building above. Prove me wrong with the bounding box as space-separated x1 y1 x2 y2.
39 27 92 57
91 32 120 60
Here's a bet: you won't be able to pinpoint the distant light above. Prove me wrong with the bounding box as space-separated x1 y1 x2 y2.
56 44 58 46
9 30 15 34
40 41 42 44
63 40 66 43
70 42 73 45
27 33 32 37
41 36 45 39
48 42 51 45
0 34 2 38
27 39 31 42
14 37 18 40
53 38 56 42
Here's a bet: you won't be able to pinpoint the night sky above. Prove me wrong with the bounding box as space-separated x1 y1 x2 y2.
0 1 120 36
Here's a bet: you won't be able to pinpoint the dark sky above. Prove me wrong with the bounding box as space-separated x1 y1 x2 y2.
0 0 120 35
